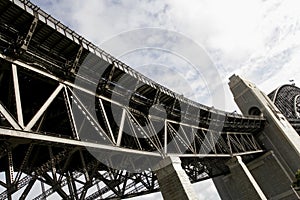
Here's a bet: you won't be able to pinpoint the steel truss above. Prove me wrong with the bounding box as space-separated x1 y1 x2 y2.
0 142 160 200
0 55 264 199
0 56 263 157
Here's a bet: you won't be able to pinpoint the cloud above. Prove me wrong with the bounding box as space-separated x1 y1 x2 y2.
193 179 221 200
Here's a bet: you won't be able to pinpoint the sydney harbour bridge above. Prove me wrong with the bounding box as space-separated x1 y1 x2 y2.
0 0 299 199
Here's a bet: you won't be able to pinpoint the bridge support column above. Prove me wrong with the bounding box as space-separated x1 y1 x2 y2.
153 156 198 200
213 74 300 200
247 151 300 199
214 156 266 200
214 152 300 199
228 74 300 174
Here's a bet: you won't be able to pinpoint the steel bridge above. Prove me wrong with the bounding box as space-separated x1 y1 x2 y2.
0 0 267 199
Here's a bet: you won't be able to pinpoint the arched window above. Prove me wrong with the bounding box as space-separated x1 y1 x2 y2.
294 95 300 118
248 106 261 116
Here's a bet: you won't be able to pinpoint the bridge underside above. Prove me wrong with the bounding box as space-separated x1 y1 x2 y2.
0 0 266 199
0 129 230 199
0 55 263 199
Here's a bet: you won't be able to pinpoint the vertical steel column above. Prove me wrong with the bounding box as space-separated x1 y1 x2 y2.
79 150 90 182
48 147 57 182
116 108 126 146
20 12 38 51
40 181 46 200
99 98 115 144
63 86 79 139
12 64 24 128
67 171 78 200
164 120 168 155
6 148 14 200
7 149 14 184
70 45 83 74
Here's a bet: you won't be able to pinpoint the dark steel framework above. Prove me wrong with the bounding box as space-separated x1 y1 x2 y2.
269 84 300 134
0 0 266 199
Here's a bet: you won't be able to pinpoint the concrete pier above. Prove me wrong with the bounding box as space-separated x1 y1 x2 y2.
214 156 266 200
154 156 198 200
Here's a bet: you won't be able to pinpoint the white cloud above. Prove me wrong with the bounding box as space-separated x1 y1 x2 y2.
166 0 264 63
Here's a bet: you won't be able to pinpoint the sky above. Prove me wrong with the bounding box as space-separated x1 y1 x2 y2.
29 0 300 199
